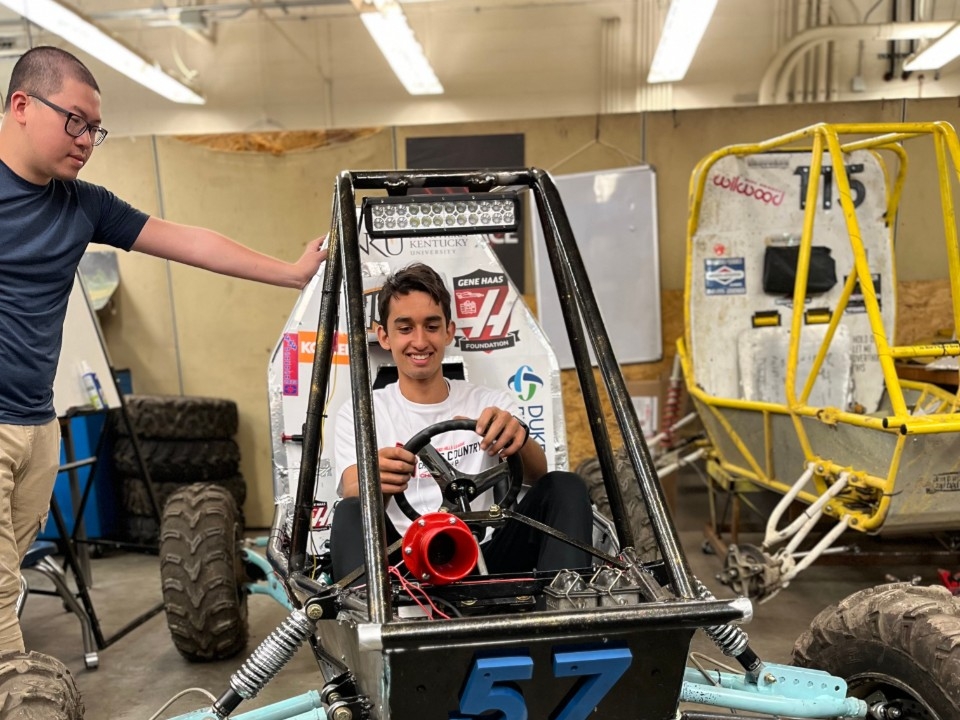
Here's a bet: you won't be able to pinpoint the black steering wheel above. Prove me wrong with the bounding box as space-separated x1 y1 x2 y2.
393 418 524 523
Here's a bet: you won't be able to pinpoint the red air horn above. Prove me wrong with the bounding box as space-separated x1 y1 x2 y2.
402 512 478 585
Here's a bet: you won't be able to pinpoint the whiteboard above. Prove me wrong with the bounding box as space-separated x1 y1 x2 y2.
53 272 121 416
532 166 661 369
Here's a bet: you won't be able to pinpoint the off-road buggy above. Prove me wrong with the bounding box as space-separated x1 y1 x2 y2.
152 164 960 720
675 122 960 607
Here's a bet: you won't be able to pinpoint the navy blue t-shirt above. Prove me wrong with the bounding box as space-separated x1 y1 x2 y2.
0 160 149 424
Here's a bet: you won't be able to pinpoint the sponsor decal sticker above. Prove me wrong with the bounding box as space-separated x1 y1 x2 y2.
845 273 881 314
407 236 468 257
508 365 543 401
357 234 470 258
453 270 519 352
704 258 747 295
358 235 404 258
927 472 960 494
282 332 298 396
311 501 331 529
745 155 791 169
711 173 785 206
298 331 349 364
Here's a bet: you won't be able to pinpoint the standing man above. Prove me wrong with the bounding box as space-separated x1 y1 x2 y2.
0 46 327 653
331 262 593 583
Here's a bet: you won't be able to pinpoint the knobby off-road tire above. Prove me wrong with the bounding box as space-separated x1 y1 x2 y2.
0 651 84 719
160 483 248 662
113 438 240 483
113 395 238 440
575 446 659 562
120 474 248 516
794 583 960 719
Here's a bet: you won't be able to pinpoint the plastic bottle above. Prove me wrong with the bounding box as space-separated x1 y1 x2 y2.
79 361 105 410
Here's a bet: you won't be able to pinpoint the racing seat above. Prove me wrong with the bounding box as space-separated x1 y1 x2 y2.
16 540 99 669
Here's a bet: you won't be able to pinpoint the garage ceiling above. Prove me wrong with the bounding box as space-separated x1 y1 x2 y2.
0 0 957 137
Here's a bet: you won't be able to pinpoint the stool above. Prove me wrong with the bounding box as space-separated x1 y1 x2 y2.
16 541 99 669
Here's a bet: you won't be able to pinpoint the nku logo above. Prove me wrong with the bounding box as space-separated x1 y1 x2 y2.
508 365 543 401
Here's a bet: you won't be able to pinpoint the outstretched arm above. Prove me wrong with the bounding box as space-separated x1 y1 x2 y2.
131 216 327 289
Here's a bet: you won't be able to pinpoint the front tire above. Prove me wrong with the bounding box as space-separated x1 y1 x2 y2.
793 583 960 719
160 483 248 662
0 651 84 719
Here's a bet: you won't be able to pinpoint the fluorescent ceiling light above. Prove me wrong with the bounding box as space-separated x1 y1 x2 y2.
903 22 960 72
647 0 719 84
359 0 443 95
0 0 204 104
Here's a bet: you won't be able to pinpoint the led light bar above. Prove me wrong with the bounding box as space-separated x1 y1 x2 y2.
363 193 519 238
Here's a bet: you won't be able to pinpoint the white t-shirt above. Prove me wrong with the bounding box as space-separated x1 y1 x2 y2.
334 380 520 535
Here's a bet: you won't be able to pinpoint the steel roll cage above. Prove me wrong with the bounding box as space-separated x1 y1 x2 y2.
277 168 695 620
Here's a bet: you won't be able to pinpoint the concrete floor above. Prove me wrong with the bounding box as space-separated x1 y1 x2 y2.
20 471 945 720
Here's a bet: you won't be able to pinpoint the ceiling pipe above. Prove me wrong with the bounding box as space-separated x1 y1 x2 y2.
758 20 954 103
815 0 830 101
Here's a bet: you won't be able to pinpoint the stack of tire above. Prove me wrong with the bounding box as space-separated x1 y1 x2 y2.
111 395 247 543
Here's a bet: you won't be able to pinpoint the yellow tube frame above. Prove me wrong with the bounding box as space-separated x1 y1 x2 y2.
681 122 960 533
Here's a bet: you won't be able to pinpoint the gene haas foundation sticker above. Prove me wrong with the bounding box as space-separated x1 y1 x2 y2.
704 258 747 295
453 270 519 352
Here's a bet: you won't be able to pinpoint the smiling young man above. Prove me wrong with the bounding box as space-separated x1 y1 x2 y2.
0 46 328 654
330 262 593 583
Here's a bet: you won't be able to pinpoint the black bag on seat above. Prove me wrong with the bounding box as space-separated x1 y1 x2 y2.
762 245 837 295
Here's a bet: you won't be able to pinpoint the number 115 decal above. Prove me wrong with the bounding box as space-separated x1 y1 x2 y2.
450 646 633 720
794 163 866 211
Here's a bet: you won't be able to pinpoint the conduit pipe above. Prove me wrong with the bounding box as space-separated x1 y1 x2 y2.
759 20 954 103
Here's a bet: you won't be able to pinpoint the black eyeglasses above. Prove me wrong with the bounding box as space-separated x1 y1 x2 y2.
28 94 108 146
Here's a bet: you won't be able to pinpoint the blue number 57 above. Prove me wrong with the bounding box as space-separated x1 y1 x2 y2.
451 647 632 720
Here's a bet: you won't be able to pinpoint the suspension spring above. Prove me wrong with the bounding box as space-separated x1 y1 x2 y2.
692 577 750 657
230 608 314 700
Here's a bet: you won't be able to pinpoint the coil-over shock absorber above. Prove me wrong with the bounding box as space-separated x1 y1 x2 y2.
211 607 316 718
692 576 764 683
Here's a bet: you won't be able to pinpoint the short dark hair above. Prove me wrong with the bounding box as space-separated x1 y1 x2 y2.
5 46 100 112
378 263 452 327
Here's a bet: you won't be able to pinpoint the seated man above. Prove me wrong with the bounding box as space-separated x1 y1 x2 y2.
331 262 593 582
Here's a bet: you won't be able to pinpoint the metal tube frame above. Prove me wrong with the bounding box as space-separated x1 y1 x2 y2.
284 167 697 624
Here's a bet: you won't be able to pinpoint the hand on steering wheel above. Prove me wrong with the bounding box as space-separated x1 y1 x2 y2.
393 418 524 523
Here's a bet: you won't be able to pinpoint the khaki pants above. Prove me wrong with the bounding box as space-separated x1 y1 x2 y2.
0 420 60 652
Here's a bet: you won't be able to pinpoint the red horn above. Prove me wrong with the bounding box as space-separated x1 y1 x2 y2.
402 512 478 585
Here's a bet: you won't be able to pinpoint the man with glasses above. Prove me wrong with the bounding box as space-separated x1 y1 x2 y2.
0 46 327 657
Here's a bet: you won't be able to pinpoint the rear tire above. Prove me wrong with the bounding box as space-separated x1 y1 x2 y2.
794 583 960 719
0 651 84 719
576 447 658 561
160 483 248 662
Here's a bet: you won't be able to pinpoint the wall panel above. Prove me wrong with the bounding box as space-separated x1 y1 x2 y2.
86 100 960 524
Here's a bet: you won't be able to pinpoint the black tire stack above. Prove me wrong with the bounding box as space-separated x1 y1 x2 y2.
111 395 247 543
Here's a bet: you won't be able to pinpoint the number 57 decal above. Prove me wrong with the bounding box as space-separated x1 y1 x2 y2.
450 647 632 720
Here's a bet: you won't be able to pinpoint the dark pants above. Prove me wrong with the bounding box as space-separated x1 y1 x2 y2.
330 471 593 583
